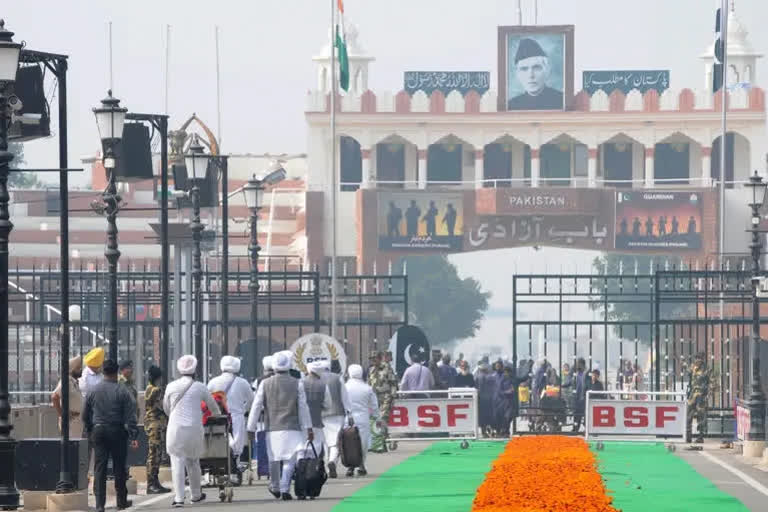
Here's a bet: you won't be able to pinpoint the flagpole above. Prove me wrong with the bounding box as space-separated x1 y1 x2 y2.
330 0 338 340
719 0 728 320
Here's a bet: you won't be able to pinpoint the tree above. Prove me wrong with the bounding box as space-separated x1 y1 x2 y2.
591 253 694 344
401 255 490 350
7 142 42 189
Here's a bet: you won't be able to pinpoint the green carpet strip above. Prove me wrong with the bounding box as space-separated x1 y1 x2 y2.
331 442 504 512
593 442 749 512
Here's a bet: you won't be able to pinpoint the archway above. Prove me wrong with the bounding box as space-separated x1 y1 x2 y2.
340 135 362 191
712 132 751 188
427 135 475 186
599 133 645 188
655 133 701 186
374 135 416 188
540 134 586 187
484 135 530 188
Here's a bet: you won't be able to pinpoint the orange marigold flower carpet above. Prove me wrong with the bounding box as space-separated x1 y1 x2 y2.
471 436 618 512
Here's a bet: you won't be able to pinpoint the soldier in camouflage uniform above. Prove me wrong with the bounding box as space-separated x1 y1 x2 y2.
144 366 171 494
686 353 712 444
368 351 399 453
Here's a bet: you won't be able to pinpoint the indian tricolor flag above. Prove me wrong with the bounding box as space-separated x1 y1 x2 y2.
335 0 350 92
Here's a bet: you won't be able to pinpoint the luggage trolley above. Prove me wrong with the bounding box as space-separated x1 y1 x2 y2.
200 415 235 503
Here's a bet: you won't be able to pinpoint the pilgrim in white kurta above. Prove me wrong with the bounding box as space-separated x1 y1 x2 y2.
345 370 380 459
207 356 254 457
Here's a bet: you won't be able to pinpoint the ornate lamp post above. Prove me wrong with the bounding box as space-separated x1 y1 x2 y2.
92 90 127 362
242 174 264 368
0 19 22 511
184 135 210 380
746 170 767 449
241 164 286 375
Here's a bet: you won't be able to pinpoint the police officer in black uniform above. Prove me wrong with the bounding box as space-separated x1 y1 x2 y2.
82 359 138 512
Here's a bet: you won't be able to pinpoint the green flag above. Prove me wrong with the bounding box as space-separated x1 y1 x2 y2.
335 0 349 92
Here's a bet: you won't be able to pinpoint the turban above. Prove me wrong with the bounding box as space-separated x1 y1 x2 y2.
84 347 105 369
220 355 240 373
177 355 198 376
262 356 274 371
273 351 293 372
348 364 363 380
68 356 82 374
307 360 325 375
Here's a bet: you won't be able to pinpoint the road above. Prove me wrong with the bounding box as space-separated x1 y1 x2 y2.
92 442 431 512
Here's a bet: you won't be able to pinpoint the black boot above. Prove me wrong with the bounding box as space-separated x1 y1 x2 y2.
281 492 293 501
328 462 337 479
147 476 171 494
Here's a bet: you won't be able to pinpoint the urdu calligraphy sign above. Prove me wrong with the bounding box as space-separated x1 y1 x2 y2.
466 215 612 251
583 70 670 96
404 71 491 97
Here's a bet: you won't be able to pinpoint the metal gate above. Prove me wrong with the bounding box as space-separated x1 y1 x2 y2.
8 257 407 400
512 264 765 436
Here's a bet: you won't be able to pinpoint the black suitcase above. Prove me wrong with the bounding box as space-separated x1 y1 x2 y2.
337 423 363 468
16 438 89 491
294 442 327 499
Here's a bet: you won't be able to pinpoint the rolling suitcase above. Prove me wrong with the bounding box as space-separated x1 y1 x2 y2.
337 420 364 469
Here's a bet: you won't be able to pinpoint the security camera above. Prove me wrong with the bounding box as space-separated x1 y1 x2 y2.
259 162 287 186
7 95 22 112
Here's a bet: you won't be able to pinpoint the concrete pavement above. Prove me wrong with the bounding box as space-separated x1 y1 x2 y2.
676 443 768 512
102 442 432 512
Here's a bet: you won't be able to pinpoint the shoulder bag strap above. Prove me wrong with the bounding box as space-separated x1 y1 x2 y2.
171 379 195 414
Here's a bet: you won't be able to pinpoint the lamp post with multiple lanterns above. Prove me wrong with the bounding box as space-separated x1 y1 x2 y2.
0 18 22 510
92 90 127 363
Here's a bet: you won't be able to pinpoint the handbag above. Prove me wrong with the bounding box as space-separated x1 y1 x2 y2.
338 418 364 468
294 441 327 499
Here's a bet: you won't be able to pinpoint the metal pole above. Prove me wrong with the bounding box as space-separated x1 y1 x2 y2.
517 0 523 24
104 156 121 363
55 56 73 493
221 157 229 355
719 0 728 320
249 198 260 374
0 73 20 512
159 117 170 383
330 0 338 339
747 173 766 443
190 185 204 380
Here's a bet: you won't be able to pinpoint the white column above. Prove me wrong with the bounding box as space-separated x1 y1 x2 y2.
588 148 597 188
644 148 655 188
417 149 428 189
530 148 540 187
361 149 372 189
701 147 712 187
474 149 484 189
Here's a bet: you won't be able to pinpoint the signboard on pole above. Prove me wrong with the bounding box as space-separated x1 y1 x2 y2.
736 404 751 441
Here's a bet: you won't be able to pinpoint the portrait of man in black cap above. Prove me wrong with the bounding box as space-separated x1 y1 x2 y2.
507 36 564 111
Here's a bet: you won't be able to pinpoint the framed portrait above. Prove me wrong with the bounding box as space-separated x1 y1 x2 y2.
497 25 574 112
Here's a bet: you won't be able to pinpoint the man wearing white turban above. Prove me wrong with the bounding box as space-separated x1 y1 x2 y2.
321 358 352 479
252 356 274 391
345 364 380 477
303 361 332 460
164 355 220 507
208 355 254 484
247 350 313 500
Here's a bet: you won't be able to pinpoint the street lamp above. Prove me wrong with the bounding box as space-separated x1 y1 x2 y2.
0 19 22 511
185 135 210 380
745 170 767 448
93 90 126 363
241 163 286 375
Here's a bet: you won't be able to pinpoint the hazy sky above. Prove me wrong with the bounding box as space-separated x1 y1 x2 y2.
5 0 766 187
5 0 766 350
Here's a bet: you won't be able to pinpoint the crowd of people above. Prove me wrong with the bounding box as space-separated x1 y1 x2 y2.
51 346 391 506
49 343 647 508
